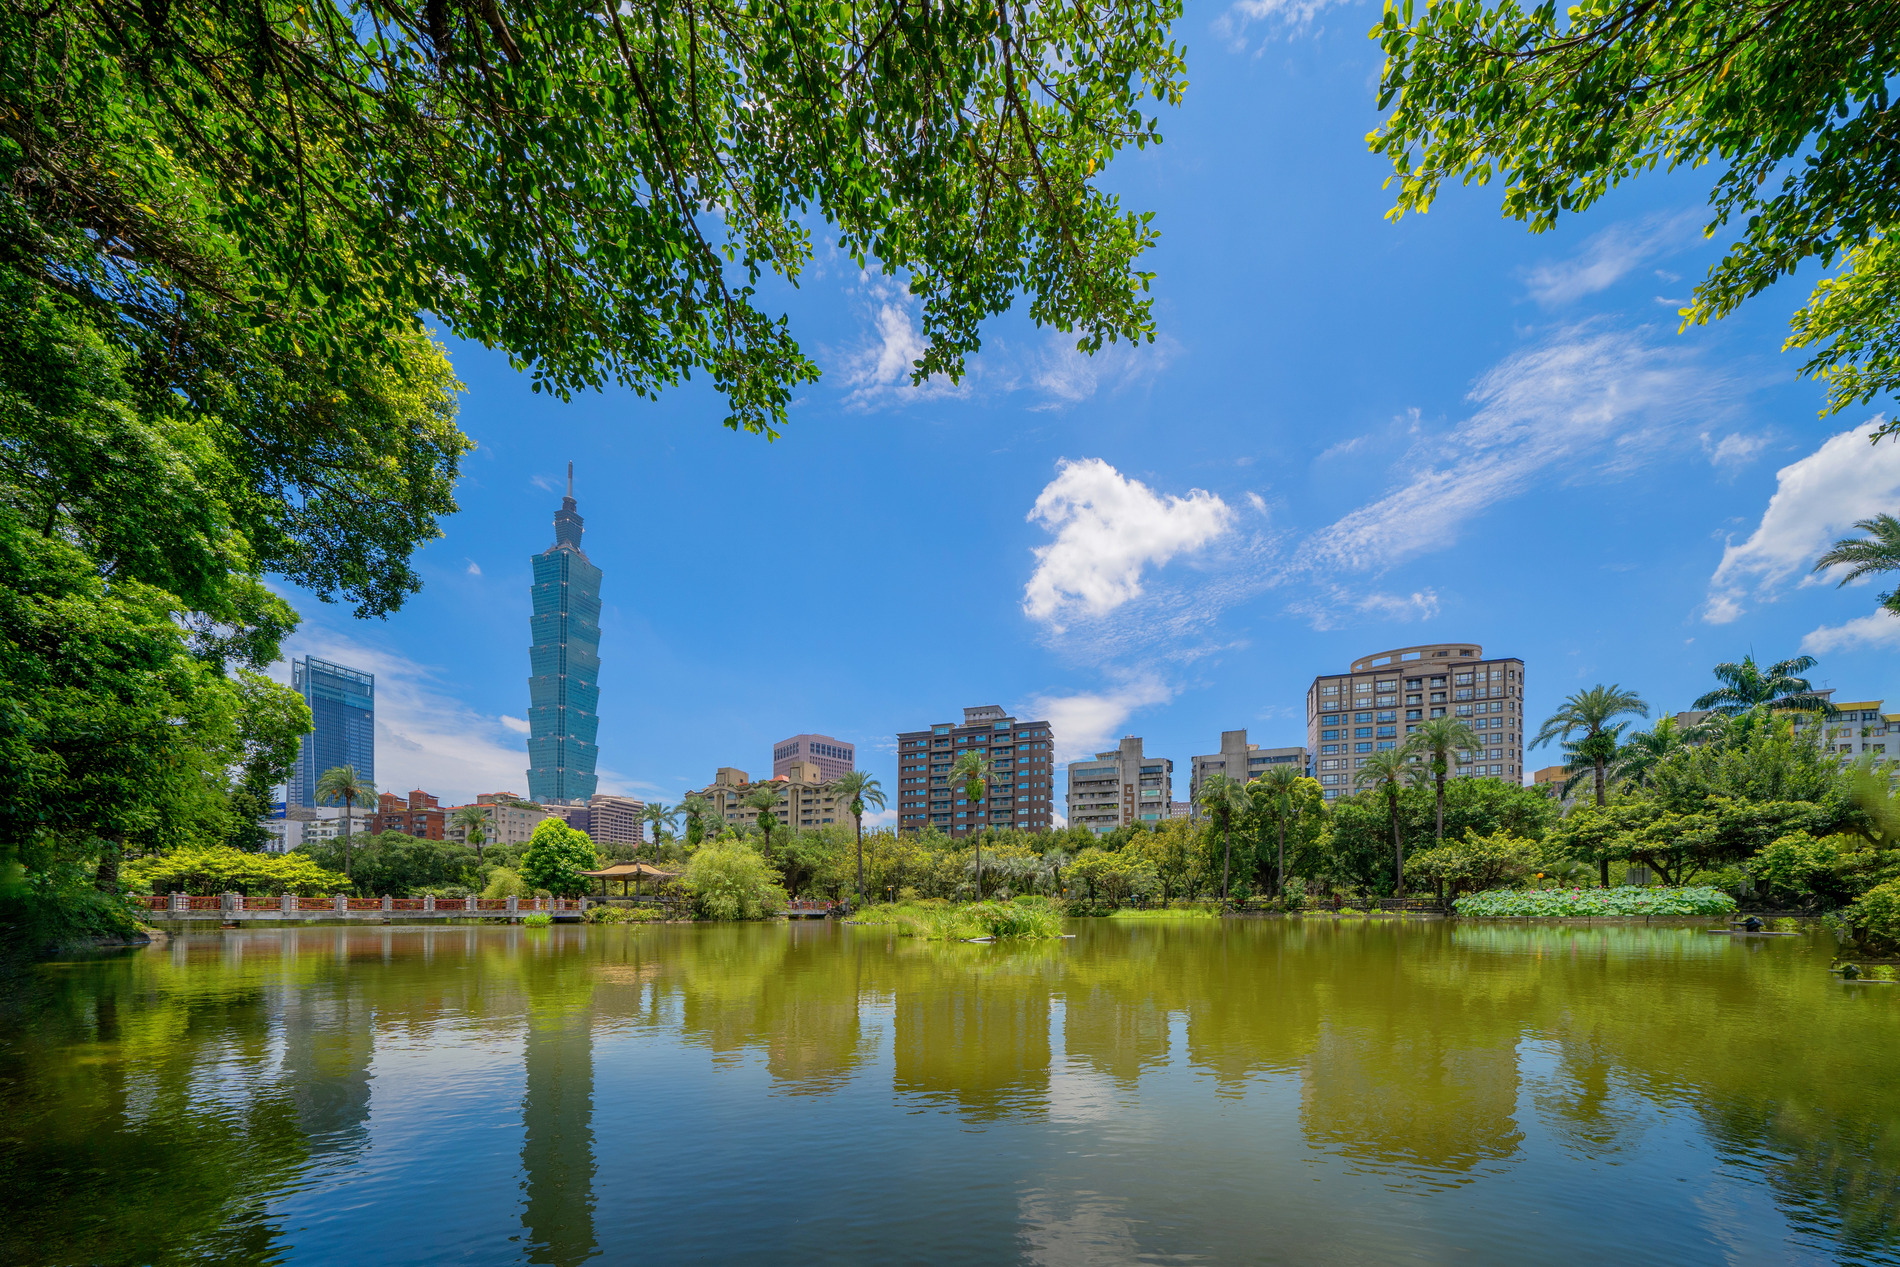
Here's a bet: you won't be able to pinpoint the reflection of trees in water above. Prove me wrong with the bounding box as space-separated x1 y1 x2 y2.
890 942 1055 1120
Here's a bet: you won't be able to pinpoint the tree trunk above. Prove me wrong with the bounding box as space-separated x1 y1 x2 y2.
344 805 353 880
93 838 121 896
1594 756 1609 886
1221 824 1233 904
1435 770 1446 843
1391 794 1405 899
855 813 864 906
1276 819 1286 898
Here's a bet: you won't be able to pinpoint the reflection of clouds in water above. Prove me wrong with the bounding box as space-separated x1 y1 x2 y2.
1520 1036 1651 1161
1044 1063 1120 1124
1018 1188 1142 1266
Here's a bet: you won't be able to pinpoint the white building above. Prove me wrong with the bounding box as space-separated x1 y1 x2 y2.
264 806 348 853
1065 736 1172 834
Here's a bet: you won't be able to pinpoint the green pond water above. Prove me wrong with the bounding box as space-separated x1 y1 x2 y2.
2 917 1896 1265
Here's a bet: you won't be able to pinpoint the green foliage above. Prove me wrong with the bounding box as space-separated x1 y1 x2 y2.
1455 887 1739 919
125 846 347 897
1322 779 1555 896
1109 903 1219 920
1406 831 1543 902
1068 848 1158 909
681 841 787 921
521 913 553 928
1369 0 1900 419
850 899 1062 939
1813 516 1900 617
1751 832 1900 909
586 906 668 924
298 833 482 898
519 819 599 899
1847 880 1900 955
481 867 530 901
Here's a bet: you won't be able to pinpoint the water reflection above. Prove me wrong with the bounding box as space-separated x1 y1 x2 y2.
2 918 1897 1264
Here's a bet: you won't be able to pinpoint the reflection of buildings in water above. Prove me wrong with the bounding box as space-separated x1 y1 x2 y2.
1060 989 1170 1088
279 992 375 1158
895 980 1051 1120
1018 1188 1143 1265
1300 1021 1522 1174
521 1006 598 1267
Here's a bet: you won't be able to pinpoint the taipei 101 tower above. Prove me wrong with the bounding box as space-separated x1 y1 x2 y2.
526 462 601 802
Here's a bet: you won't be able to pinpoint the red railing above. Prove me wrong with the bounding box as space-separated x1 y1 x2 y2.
143 893 562 914
786 899 834 913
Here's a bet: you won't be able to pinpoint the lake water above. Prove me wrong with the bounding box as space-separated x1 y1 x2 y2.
3 918 1896 1265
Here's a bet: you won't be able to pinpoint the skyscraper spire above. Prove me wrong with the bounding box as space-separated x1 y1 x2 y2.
526 466 601 803
566 460 574 500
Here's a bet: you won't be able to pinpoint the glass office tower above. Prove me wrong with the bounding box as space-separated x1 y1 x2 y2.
286 656 375 808
527 464 602 802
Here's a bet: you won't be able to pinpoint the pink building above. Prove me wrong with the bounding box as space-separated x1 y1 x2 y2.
772 733 855 783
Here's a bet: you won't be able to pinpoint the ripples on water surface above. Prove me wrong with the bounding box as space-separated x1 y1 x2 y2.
2 918 1896 1265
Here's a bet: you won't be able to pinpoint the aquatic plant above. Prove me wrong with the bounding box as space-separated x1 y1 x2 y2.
521 912 553 928
1455 886 1737 918
1109 903 1219 921
849 900 1061 940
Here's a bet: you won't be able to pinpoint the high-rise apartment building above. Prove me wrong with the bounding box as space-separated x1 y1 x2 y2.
527 463 602 803
1186 730 1307 813
896 706 1057 836
1066 736 1172 833
693 764 848 833
772 734 855 782
286 655 375 808
1305 642 1526 801
587 795 647 846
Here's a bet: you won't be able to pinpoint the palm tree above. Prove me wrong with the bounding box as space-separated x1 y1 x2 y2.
315 765 376 881
641 801 679 858
1405 716 1482 846
1608 713 1686 789
1354 748 1412 897
829 770 886 906
450 804 489 862
1554 721 1633 799
680 793 711 846
1532 685 1649 886
1814 513 1900 615
1197 772 1250 905
1252 765 1304 898
951 750 994 898
742 785 783 857
1692 654 1836 716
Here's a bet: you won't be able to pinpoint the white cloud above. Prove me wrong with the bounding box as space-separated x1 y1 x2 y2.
1700 431 1769 472
1023 677 1175 764
1288 585 1441 632
530 473 556 492
1307 326 1715 571
1029 334 1177 408
499 715 530 734
1705 419 1900 622
1023 459 1234 629
1802 611 1900 655
273 626 529 804
465 559 483 577
841 288 970 410
1523 210 1703 306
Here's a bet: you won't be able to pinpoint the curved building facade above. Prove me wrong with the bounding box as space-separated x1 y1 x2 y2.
526 465 602 802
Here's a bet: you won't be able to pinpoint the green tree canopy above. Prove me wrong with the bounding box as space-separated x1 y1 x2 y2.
519 818 599 899
1370 0 1900 420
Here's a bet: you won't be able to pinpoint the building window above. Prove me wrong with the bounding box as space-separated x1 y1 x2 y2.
1355 743 1372 753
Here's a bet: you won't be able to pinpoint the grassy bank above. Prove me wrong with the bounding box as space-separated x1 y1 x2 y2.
850 899 1064 940
1108 903 1219 921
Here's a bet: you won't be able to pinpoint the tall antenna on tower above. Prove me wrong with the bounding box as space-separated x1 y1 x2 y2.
566 460 574 499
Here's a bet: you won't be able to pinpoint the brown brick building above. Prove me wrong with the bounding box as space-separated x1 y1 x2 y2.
896 705 1056 837
371 789 446 839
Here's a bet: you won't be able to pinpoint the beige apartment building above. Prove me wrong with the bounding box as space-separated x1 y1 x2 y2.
443 792 556 847
1305 642 1526 801
1186 730 1308 813
693 761 849 833
1065 736 1172 834
1785 691 1900 764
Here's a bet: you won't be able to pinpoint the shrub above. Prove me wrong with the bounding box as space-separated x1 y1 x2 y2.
124 845 348 896
1455 886 1738 918
521 912 553 928
481 867 530 900
587 905 666 924
849 900 1061 939
681 841 786 921
966 900 1062 939
520 819 599 898
1848 879 1900 954
1109 904 1218 920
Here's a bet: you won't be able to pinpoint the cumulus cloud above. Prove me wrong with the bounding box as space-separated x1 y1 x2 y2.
1307 326 1716 571
499 715 530 734
1523 210 1704 306
1024 677 1175 763
272 626 529 804
1705 420 1900 622
1802 611 1900 655
1023 459 1234 629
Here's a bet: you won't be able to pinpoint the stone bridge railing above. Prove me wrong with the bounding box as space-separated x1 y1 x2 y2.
140 893 584 918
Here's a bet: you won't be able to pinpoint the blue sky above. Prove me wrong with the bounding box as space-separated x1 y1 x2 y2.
274 2 1900 816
